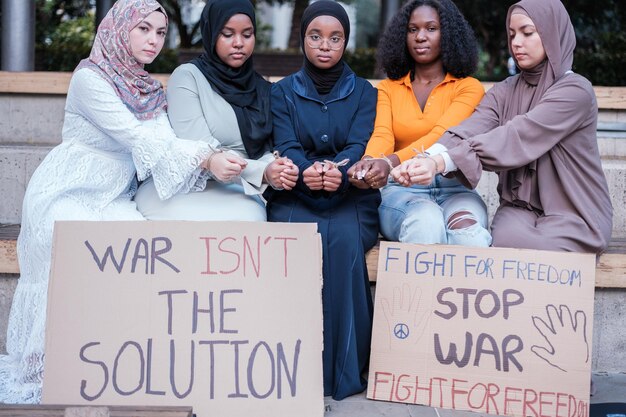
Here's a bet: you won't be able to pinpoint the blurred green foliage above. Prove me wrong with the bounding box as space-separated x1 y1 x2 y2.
454 0 625 84
343 48 378 79
36 14 94 71
145 48 179 74
574 32 626 86
26 0 626 85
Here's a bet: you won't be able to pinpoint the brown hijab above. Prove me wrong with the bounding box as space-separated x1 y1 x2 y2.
499 0 577 208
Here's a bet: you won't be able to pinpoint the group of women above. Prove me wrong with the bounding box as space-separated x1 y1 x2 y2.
0 0 613 404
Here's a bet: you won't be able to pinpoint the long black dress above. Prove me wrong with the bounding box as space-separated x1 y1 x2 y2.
266 65 380 400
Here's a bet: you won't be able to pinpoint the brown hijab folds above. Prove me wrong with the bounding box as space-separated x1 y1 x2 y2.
439 0 612 253
499 0 577 209
505 0 576 113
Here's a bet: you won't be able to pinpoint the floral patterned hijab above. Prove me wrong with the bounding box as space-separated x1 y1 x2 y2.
76 0 168 120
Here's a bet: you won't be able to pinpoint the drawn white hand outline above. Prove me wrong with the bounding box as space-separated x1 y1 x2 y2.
531 304 589 372
380 283 430 350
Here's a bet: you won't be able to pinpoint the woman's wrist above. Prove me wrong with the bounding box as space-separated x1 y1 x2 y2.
364 155 395 170
414 152 442 174
427 154 443 174
263 162 284 190
203 149 223 171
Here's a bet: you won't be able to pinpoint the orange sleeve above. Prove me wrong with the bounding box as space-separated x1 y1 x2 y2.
394 77 485 162
364 81 395 158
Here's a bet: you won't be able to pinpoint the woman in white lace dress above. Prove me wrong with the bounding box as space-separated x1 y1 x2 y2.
0 0 215 403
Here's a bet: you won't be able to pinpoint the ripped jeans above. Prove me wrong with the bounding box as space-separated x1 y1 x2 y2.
379 175 492 247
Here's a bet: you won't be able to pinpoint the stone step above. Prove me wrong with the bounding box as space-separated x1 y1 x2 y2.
0 404 192 416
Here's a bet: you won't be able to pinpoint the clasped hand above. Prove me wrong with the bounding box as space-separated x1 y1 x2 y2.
303 161 342 192
391 157 438 186
264 157 299 190
206 151 247 182
347 158 391 189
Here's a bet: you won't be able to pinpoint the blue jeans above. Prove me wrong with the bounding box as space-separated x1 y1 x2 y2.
379 175 492 247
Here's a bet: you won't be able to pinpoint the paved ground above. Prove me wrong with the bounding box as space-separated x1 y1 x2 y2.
323 372 626 417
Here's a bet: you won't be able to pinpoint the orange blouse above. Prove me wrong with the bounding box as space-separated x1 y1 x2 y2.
365 72 485 163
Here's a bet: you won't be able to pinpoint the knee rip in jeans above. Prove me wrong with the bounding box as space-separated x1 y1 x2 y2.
447 210 477 230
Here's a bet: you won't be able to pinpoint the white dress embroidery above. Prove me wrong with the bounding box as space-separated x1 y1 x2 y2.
0 68 212 403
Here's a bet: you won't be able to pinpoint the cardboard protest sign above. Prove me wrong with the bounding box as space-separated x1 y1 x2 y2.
43 221 324 417
368 242 595 417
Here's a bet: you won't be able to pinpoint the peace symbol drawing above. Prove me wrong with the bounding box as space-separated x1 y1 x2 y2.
394 323 410 339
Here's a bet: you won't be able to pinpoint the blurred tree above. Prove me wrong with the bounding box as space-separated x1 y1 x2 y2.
263 0 356 50
158 0 277 49
455 0 515 80
159 0 203 48
0 3 3 63
355 0 379 48
34 0 94 70
27 0 626 84
36 0 93 45
38 13 94 70
287 0 308 48
564 0 625 85
95 0 113 27
379 0 400 32
260 0 309 49
456 0 625 83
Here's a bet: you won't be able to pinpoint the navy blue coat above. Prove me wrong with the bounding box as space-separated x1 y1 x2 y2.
267 64 381 400
268 64 378 208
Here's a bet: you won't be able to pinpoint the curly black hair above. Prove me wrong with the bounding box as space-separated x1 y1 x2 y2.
377 0 479 80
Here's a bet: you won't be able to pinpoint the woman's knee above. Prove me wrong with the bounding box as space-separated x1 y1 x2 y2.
446 210 492 247
399 211 446 244
447 210 477 230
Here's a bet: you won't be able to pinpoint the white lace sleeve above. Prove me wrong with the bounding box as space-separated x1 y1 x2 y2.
67 69 213 200
148 116 214 197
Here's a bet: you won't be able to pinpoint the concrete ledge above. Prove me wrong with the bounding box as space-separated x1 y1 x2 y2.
0 94 66 145
0 273 17 356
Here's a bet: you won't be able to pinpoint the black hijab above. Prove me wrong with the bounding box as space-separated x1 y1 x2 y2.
300 1 350 95
191 0 271 159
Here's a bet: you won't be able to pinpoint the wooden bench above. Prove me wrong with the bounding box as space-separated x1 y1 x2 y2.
2 224 624 287
0 225 19 274
2 72 626 110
